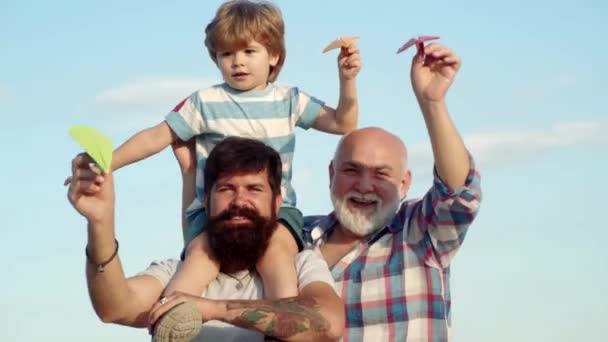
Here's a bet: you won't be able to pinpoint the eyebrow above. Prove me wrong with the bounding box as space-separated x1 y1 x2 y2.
341 161 394 171
215 180 268 188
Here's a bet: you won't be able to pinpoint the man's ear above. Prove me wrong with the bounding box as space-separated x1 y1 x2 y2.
399 170 412 199
328 161 335 189
274 194 282 215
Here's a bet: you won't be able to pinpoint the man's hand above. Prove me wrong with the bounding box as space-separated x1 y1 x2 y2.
411 43 461 104
67 153 114 225
338 44 362 81
148 291 214 332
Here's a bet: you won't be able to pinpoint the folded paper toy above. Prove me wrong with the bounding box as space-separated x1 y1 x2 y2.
69 125 113 173
322 35 360 53
396 35 440 54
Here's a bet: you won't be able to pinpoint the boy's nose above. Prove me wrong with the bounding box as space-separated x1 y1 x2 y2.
231 52 245 66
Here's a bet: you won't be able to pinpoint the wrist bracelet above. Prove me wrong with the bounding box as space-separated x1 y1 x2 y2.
85 239 119 273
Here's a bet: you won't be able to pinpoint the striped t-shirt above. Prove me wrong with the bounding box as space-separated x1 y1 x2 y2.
165 82 324 216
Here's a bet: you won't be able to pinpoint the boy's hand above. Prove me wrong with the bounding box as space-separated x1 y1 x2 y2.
66 153 114 225
338 44 362 81
411 44 461 104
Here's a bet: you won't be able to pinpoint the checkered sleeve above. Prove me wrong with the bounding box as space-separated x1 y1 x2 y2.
405 153 482 269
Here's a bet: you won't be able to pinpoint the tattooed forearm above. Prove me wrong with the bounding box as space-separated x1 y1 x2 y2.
225 296 330 339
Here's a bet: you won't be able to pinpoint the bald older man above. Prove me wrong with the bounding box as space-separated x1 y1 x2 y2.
303 44 482 341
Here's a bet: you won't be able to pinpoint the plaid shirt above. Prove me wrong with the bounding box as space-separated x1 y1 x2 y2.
303 159 481 342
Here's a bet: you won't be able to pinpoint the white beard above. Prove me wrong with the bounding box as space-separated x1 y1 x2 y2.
331 191 400 237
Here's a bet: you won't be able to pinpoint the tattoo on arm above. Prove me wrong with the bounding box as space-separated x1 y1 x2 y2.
226 296 330 339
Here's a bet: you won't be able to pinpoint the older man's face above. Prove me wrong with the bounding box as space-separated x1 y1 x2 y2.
330 132 409 237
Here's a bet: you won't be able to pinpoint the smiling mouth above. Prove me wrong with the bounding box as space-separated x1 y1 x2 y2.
227 215 250 222
348 198 378 209
232 72 249 78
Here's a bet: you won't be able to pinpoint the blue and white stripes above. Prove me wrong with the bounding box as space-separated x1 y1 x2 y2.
166 82 324 216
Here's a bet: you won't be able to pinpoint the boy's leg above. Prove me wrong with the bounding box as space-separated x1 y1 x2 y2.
163 232 220 296
165 134 218 296
256 207 304 299
169 139 197 244
180 170 196 244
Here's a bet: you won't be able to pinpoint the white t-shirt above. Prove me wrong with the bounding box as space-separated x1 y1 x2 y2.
140 249 335 342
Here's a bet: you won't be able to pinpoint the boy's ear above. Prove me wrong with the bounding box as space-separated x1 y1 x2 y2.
269 54 280 67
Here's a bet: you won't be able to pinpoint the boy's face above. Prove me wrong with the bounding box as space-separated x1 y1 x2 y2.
216 39 279 91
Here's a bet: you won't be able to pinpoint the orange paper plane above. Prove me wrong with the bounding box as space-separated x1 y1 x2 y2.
322 35 360 53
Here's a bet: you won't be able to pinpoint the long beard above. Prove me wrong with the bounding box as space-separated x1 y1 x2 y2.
331 191 399 237
206 206 277 274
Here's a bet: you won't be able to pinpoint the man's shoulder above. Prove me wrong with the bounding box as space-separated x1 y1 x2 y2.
136 259 181 287
295 249 336 292
295 248 322 264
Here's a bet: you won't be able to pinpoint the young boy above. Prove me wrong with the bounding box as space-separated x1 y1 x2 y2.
111 0 361 300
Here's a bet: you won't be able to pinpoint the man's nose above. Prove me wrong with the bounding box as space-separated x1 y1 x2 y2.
231 189 249 206
354 174 375 193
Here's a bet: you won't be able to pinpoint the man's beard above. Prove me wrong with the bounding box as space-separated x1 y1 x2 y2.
331 191 399 237
206 206 277 274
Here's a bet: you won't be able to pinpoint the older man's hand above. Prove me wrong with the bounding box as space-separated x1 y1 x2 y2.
410 43 461 105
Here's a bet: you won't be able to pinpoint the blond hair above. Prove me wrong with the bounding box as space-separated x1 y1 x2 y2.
205 0 286 82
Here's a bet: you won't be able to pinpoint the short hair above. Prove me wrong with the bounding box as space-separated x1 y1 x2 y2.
204 0 286 82
204 137 282 198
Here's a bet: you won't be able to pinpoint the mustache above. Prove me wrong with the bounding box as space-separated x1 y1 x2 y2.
345 191 382 204
214 206 262 223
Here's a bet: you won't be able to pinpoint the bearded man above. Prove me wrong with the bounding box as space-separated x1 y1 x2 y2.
67 137 344 342
303 43 482 342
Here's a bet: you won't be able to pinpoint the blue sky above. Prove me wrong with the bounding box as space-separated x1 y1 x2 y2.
2 0 606 340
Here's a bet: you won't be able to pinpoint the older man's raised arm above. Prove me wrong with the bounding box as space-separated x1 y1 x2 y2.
405 44 482 269
412 44 469 190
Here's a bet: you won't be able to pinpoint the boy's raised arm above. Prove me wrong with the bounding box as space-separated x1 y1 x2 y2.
111 121 177 171
313 44 361 134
